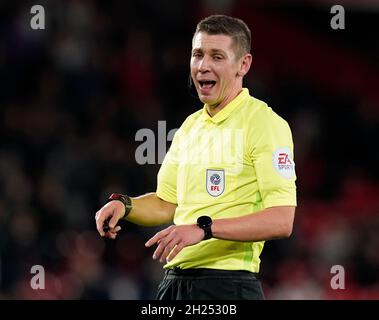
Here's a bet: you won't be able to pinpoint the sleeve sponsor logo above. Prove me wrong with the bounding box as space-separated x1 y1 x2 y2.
273 147 295 179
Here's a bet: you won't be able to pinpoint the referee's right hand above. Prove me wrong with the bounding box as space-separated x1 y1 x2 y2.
95 201 125 239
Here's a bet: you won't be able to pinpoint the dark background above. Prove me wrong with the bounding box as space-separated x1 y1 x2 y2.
0 0 378 299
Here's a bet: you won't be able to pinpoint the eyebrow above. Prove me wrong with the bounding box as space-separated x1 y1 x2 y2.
192 48 227 55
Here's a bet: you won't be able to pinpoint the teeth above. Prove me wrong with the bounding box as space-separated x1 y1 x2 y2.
199 80 216 88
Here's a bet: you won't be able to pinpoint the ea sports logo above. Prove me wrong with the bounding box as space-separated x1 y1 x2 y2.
273 147 295 179
278 153 292 165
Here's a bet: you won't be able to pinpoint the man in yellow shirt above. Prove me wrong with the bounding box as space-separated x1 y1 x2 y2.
95 14 296 300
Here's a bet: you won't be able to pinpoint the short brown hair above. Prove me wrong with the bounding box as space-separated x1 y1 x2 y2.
194 15 251 58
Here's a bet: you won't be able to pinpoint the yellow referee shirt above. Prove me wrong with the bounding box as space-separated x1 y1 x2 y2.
156 88 297 272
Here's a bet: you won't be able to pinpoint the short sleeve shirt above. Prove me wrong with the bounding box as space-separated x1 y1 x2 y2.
157 88 296 272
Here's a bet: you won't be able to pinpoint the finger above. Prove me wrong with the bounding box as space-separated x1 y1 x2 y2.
145 232 166 248
96 210 111 237
145 226 174 247
108 209 120 229
166 242 184 262
152 232 176 261
104 229 118 239
107 225 122 233
159 238 180 263
105 225 121 237
102 231 112 239
95 211 102 233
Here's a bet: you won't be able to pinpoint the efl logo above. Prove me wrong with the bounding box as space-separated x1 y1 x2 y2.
210 174 221 192
206 169 225 197
273 147 295 179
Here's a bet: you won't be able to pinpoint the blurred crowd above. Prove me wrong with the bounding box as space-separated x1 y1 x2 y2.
0 0 378 299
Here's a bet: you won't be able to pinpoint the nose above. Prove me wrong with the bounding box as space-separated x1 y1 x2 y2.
198 55 211 73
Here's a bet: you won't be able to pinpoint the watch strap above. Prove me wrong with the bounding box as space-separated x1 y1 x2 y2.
106 193 132 219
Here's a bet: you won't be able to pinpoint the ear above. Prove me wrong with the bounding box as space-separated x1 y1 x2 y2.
237 53 252 77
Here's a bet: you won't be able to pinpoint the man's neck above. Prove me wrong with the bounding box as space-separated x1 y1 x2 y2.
206 87 243 117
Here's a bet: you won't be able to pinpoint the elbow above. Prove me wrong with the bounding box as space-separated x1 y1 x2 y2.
283 225 293 238
275 219 293 238
281 222 293 238
279 207 295 238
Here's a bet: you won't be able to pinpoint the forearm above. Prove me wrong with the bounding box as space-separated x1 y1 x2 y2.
126 192 177 226
211 206 295 242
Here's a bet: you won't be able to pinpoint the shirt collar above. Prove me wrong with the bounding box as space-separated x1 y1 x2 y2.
201 88 249 124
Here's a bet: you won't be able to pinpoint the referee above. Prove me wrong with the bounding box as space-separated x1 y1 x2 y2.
95 15 297 300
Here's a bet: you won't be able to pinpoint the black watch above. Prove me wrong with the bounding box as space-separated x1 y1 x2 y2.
197 215 213 240
106 193 132 218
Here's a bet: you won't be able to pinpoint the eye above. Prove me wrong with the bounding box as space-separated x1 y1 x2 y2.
213 55 223 60
192 52 203 58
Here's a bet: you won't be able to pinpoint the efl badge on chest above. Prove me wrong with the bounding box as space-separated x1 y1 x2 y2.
206 169 225 197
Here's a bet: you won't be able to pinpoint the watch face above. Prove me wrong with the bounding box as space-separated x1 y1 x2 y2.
110 193 122 200
197 215 212 227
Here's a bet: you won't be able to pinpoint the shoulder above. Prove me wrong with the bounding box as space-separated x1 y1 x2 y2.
243 94 290 130
178 108 203 132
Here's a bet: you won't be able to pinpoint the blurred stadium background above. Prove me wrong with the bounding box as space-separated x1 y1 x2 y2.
0 0 378 299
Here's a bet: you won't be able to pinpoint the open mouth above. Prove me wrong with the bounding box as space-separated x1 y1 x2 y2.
199 80 216 90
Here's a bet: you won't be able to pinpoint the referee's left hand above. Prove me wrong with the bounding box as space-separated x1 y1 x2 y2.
145 224 204 263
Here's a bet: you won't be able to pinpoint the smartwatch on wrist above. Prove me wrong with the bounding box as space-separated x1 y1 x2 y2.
106 193 132 219
197 215 213 240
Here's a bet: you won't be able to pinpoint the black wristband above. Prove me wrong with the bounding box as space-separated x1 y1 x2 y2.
106 193 132 219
